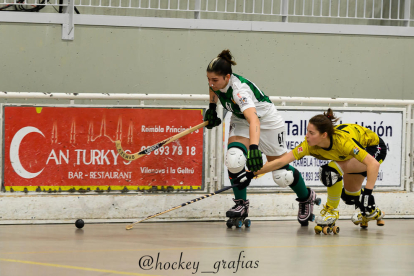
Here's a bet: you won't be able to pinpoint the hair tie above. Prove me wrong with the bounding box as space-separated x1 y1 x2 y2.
327 115 331 119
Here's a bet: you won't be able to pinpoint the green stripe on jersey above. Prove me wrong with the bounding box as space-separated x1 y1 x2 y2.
233 74 271 104
213 74 271 119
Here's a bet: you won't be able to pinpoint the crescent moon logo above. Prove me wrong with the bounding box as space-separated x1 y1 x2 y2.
10 127 45 179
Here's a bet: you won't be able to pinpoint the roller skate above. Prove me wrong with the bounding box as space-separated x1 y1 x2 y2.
226 199 251 229
351 207 385 229
314 204 340 235
296 188 322 226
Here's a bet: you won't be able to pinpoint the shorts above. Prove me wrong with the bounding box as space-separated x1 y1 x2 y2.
349 137 387 177
229 114 287 157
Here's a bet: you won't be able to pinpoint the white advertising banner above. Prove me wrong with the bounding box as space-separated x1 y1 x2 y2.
223 108 403 188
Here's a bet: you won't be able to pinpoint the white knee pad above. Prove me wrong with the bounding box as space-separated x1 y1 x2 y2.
272 169 294 188
225 147 246 174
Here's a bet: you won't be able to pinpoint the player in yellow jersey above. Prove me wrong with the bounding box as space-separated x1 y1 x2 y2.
234 108 386 233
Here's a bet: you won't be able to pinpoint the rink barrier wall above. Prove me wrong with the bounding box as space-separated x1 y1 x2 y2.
0 92 412 223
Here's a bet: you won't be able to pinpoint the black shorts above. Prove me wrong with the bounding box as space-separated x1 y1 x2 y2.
366 138 387 164
349 137 387 177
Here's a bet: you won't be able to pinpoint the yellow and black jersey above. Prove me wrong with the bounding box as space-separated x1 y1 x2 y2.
292 124 380 163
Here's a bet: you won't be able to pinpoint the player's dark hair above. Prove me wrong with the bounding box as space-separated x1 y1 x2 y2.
206 49 237 77
309 108 340 137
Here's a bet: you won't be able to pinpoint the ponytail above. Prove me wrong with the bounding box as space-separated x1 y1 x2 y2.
309 108 339 137
207 49 236 76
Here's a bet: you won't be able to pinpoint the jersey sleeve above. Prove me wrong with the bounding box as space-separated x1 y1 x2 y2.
232 83 256 113
292 140 310 160
343 139 368 163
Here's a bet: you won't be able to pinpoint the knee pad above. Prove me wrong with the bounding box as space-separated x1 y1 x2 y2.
272 165 295 188
341 188 360 206
226 142 247 174
319 161 343 187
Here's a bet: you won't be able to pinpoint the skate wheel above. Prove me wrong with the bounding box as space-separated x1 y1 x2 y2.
360 222 368 229
353 222 360 226
322 226 331 235
310 214 315 222
299 220 309 226
314 198 322 206
235 219 243 228
244 219 251 228
226 221 233 229
314 225 322 234
333 226 340 234
377 220 385 226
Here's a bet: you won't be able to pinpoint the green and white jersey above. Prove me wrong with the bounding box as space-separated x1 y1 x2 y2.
210 73 284 129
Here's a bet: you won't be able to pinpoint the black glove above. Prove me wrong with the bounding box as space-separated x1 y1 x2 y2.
233 170 255 190
359 188 376 216
246 144 263 172
204 103 222 129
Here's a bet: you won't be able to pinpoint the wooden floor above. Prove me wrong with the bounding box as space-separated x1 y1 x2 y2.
0 219 413 276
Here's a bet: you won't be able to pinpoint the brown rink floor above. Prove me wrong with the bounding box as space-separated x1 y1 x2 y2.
0 219 413 276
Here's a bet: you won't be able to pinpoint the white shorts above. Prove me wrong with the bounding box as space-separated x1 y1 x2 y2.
229 110 287 157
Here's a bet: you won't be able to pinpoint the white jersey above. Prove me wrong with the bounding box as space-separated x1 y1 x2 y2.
211 73 284 129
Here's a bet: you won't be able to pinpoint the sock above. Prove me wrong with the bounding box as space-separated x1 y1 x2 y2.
344 188 361 196
327 180 343 208
287 165 309 199
231 178 247 201
228 142 248 201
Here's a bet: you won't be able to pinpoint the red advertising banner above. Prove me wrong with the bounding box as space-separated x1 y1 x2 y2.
3 106 205 192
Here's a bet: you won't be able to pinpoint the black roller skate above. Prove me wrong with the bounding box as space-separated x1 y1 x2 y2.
226 199 251 229
296 188 322 226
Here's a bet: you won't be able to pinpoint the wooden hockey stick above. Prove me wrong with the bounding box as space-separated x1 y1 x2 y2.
115 121 208 161
125 173 263 230
126 184 238 230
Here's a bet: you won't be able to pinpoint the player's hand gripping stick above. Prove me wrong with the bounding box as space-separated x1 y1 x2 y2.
233 170 255 190
204 103 222 129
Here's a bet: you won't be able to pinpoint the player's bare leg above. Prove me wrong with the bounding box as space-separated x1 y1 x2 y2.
343 173 365 193
341 170 385 228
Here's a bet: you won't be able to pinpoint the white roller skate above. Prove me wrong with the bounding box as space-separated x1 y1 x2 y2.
296 188 322 226
351 207 385 229
226 199 251 229
314 204 340 235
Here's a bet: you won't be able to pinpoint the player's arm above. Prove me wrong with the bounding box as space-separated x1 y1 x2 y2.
209 89 218 104
233 151 296 188
234 138 307 185
243 107 260 146
361 154 380 190
255 151 296 176
359 152 380 217
243 107 264 172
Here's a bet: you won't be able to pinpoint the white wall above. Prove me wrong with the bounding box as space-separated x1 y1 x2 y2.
1 23 414 99
0 21 413 223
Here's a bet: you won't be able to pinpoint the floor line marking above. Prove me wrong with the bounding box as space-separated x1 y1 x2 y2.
1 243 413 255
0 258 158 276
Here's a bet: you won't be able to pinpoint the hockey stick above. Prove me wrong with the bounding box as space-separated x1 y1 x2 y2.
115 121 208 161
126 184 238 230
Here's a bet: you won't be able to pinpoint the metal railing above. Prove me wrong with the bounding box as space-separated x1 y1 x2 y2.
1 0 413 40
1 0 412 22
